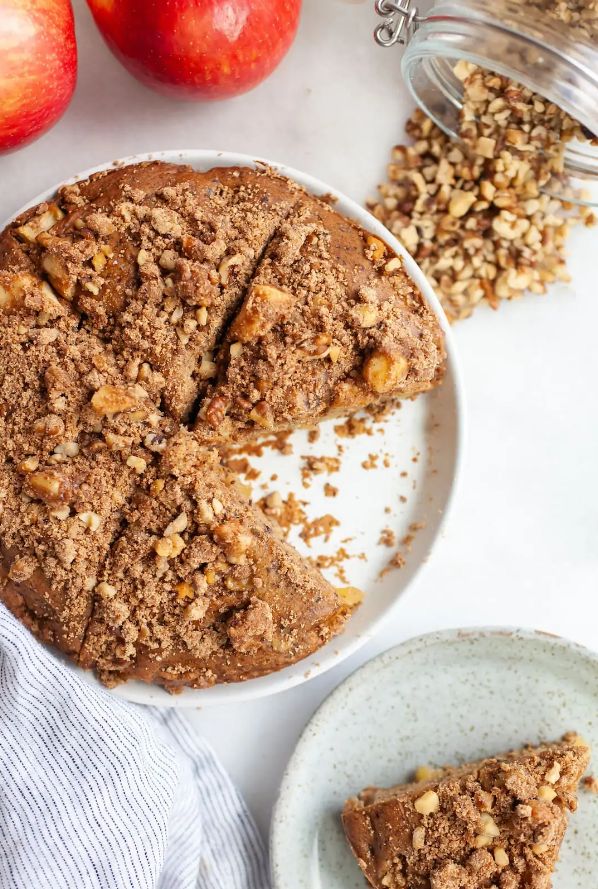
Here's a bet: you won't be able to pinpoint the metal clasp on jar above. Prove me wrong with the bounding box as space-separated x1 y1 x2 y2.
374 0 423 47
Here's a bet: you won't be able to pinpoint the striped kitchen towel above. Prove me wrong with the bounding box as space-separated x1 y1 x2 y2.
0 603 270 889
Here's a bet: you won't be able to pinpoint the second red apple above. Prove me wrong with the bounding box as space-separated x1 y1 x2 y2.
87 0 302 100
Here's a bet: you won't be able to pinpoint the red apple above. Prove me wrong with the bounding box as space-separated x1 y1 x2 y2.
86 0 302 101
0 0 77 153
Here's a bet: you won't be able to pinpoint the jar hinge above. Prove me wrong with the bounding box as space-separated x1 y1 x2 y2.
374 0 423 47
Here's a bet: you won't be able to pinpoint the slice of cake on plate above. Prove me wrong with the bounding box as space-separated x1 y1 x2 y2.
195 195 445 444
79 432 349 690
12 162 301 420
342 735 590 889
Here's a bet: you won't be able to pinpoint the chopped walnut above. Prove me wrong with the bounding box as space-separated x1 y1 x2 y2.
8 555 38 583
126 455 147 474
363 350 409 394
96 581 117 600
369 85 595 321
26 471 70 504
228 283 294 342
77 511 101 532
164 512 188 536
18 456 40 473
91 385 138 416
414 790 440 816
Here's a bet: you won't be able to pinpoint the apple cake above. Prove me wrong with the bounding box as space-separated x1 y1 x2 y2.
342 735 591 889
0 161 445 690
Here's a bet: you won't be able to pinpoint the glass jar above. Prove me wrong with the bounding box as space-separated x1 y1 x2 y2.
374 0 598 204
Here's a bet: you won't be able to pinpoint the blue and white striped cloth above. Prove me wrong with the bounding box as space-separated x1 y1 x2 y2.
0 604 270 889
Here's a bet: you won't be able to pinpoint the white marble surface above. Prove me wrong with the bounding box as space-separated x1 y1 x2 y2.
1 0 596 844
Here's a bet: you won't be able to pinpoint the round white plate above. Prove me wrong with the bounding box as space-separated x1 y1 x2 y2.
4 151 464 706
271 628 598 889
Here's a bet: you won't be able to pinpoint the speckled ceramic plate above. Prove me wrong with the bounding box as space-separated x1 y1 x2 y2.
6 150 464 707
270 628 598 889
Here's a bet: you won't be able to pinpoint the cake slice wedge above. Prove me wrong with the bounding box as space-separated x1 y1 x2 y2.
0 284 176 658
79 431 349 690
12 162 300 420
342 736 590 889
195 195 445 444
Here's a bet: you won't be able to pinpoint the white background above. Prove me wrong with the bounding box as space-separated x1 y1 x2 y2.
1 0 596 843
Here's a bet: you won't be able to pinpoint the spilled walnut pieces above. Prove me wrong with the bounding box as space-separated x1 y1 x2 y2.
531 0 598 42
0 161 444 690
369 75 595 322
342 736 590 889
455 63 590 187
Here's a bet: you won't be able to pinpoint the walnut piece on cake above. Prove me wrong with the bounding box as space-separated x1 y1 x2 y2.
342 735 591 889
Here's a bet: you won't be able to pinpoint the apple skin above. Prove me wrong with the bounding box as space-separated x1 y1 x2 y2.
86 0 302 101
0 0 77 153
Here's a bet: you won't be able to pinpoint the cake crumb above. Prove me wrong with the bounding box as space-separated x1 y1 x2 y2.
324 483 338 498
402 521 426 552
233 431 293 457
379 551 406 578
257 491 307 538
311 547 367 584
302 455 341 475
379 527 397 548
301 454 341 488
257 492 340 550
366 400 400 421
300 514 340 546
583 775 598 794
318 192 339 206
361 453 379 470
222 455 261 482
379 521 426 577
334 415 374 439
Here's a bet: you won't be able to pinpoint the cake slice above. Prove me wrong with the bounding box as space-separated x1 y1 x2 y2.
79 432 349 690
342 736 590 889
195 195 445 444
0 452 138 658
0 270 178 656
10 162 300 419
